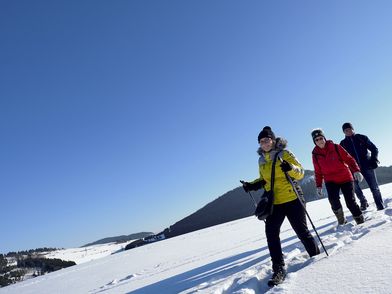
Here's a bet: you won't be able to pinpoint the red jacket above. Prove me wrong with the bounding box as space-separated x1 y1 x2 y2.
312 140 360 187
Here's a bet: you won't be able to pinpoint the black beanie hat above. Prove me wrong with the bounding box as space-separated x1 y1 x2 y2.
311 128 325 142
258 126 276 142
342 122 353 131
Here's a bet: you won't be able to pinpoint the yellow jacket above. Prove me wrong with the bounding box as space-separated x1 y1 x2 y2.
251 141 304 205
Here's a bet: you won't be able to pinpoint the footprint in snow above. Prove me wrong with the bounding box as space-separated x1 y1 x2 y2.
384 207 392 217
119 274 137 282
90 274 138 293
107 279 118 285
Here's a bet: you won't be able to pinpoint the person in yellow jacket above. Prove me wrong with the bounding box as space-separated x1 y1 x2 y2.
241 126 320 286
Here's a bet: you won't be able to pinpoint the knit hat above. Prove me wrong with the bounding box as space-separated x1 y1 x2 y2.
342 122 353 131
311 128 325 142
257 126 276 142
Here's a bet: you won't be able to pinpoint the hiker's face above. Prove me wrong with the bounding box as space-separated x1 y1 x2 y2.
343 128 354 137
259 137 274 152
314 136 326 148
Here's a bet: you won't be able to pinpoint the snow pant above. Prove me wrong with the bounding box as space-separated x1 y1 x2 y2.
354 168 384 210
353 180 367 205
325 181 362 218
265 198 319 271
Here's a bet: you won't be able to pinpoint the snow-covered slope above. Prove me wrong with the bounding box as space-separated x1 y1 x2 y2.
43 241 133 265
2 184 392 294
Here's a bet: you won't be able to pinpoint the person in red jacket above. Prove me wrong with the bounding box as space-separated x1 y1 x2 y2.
311 128 365 225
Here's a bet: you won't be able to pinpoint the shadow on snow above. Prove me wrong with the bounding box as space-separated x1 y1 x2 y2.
127 222 337 294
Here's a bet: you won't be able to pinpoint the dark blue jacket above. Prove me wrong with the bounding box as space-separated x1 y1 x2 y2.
340 134 379 170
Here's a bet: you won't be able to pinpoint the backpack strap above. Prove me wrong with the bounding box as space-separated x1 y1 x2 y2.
270 151 280 194
313 144 344 167
334 144 343 162
312 151 322 170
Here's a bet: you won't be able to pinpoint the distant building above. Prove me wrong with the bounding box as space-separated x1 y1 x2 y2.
144 232 165 243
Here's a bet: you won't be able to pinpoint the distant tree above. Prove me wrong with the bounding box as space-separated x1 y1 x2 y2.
0 275 12 287
9 269 25 281
18 257 75 274
0 254 7 268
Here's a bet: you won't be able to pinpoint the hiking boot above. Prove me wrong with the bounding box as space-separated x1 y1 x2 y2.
360 201 369 211
310 246 321 257
333 208 347 225
354 214 365 224
268 266 286 287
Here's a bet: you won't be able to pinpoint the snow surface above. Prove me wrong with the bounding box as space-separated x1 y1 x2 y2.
44 242 133 265
2 184 392 294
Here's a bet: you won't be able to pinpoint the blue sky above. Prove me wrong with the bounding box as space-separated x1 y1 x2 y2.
1 0 392 253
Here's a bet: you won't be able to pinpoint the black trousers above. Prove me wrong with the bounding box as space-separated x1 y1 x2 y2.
265 198 319 270
325 181 362 217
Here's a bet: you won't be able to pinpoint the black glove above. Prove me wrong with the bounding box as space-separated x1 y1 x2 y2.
371 157 379 164
241 180 266 192
280 160 292 172
368 157 380 169
241 181 251 192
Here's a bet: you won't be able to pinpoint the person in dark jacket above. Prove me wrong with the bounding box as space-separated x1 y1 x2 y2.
311 128 365 225
340 123 384 210
242 126 320 287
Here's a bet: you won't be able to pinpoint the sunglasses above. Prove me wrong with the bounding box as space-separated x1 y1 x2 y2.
259 138 272 144
314 137 325 142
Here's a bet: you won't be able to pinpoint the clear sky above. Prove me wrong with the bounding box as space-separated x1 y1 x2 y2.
1 0 392 253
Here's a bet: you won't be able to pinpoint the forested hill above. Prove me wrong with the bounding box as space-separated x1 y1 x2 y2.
164 166 392 238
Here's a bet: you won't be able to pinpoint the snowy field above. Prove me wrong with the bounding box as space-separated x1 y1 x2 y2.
2 184 392 294
43 241 133 265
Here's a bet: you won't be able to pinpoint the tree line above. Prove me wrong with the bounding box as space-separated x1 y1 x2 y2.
0 252 75 288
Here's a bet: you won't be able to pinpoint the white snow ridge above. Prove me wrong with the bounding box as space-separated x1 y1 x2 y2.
2 184 392 294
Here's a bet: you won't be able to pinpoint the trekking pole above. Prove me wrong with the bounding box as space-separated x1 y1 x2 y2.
240 180 258 208
278 158 329 256
247 191 258 208
245 191 258 208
